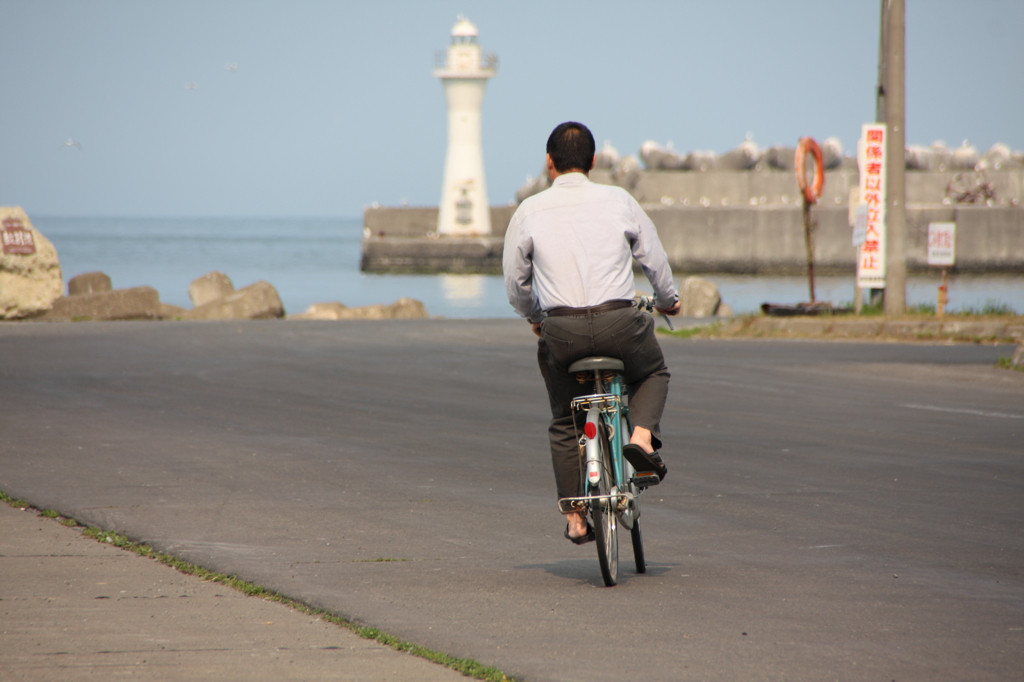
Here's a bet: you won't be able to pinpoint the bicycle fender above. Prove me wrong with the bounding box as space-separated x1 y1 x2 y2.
584 408 603 488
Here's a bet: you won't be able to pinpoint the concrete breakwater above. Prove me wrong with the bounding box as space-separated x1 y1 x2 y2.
361 167 1024 275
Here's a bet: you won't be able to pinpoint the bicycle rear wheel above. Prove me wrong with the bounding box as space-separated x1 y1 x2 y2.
590 433 618 586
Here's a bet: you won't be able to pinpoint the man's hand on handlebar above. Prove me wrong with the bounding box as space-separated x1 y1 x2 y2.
655 300 681 316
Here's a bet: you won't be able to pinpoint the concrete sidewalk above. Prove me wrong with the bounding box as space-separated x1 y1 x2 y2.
0 502 472 682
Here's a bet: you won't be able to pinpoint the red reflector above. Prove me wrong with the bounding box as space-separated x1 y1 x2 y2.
584 422 597 439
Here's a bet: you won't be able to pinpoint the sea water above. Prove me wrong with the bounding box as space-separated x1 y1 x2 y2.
33 216 1023 318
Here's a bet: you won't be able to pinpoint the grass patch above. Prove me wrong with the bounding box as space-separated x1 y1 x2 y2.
951 300 1017 317
909 302 936 315
661 325 711 339
660 321 724 339
353 557 409 563
0 489 513 682
857 302 886 316
0 491 30 509
996 357 1024 371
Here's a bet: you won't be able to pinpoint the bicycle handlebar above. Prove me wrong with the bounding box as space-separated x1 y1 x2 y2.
636 296 675 331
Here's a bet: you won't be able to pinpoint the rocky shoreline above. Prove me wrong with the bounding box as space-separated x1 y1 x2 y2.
0 207 430 323
30 269 429 323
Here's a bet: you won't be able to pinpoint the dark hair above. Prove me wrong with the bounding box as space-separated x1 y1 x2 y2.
546 121 595 173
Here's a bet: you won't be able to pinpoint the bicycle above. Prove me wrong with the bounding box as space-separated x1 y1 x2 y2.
556 297 670 586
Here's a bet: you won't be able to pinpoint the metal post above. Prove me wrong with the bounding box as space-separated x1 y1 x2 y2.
869 0 888 310
938 268 948 317
803 199 816 302
883 0 907 315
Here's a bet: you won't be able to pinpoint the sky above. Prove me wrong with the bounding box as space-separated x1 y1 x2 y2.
2 0 1022 218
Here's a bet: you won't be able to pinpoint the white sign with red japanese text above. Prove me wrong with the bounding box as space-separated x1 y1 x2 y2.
927 222 956 266
856 123 887 288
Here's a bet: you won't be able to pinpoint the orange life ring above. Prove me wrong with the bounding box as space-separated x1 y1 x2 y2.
795 137 825 204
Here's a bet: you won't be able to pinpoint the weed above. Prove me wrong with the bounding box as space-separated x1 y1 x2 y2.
661 321 723 339
996 357 1024 371
39 509 59 518
858 303 885 316
662 326 710 339
909 303 936 315
0 491 30 509
955 300 1016 316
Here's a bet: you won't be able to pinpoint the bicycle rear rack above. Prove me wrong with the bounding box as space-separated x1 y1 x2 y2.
570 393 620 413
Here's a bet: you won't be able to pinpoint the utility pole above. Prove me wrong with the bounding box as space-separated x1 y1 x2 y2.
881 0 907 314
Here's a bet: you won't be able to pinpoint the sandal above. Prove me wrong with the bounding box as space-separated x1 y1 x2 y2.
623 443 667 482
564 521 595 545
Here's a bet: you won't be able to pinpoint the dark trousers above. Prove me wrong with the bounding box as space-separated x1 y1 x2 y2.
537 306 670 501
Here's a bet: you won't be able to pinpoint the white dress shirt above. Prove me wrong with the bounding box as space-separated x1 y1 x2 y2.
503 172 677 323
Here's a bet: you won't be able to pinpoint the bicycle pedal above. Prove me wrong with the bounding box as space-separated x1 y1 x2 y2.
632 472 661 487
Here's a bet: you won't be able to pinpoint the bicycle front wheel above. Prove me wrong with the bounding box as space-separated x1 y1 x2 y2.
631 519 646 574
590 433 618 586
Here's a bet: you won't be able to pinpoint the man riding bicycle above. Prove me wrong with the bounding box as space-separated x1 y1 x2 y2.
503 121 680 545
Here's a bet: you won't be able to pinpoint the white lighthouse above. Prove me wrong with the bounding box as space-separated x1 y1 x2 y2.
434 16 497 236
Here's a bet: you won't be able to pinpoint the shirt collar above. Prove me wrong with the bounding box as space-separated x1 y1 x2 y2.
551 172 590 187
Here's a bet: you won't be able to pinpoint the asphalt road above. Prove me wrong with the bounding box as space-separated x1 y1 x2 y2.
1 319 1022 682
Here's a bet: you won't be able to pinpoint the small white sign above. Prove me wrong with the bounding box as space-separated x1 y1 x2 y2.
852 204 868 247
928 222 956 266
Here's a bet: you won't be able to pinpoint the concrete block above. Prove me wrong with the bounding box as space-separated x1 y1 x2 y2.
291 298 429 320
953 207 1024 272
385 297 429 319
748 317 788 333
288 302 350 320
363 206 515 239
189 271 234 308
830 319 883 337
159 303 188 319
46 286 161 321
288 301 421 320
680 276 720 317
882 320 944 338
337 304 389 319
181 281 284 320
361 237 504 274
940 320 1009 339
779 318 833 334
721 317 752 334
749 317 832 334
0 206 63 319
67 271 112 296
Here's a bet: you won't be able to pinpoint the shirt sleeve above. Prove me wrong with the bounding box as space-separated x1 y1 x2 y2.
628 199 678 309
502 212 545 323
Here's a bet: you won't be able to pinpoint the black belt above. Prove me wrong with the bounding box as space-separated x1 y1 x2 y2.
546 299 634 317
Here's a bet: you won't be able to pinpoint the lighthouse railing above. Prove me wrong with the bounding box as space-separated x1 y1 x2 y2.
433 51 498 72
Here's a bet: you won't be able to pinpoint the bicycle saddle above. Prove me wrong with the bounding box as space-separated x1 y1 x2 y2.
567 356 625 373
